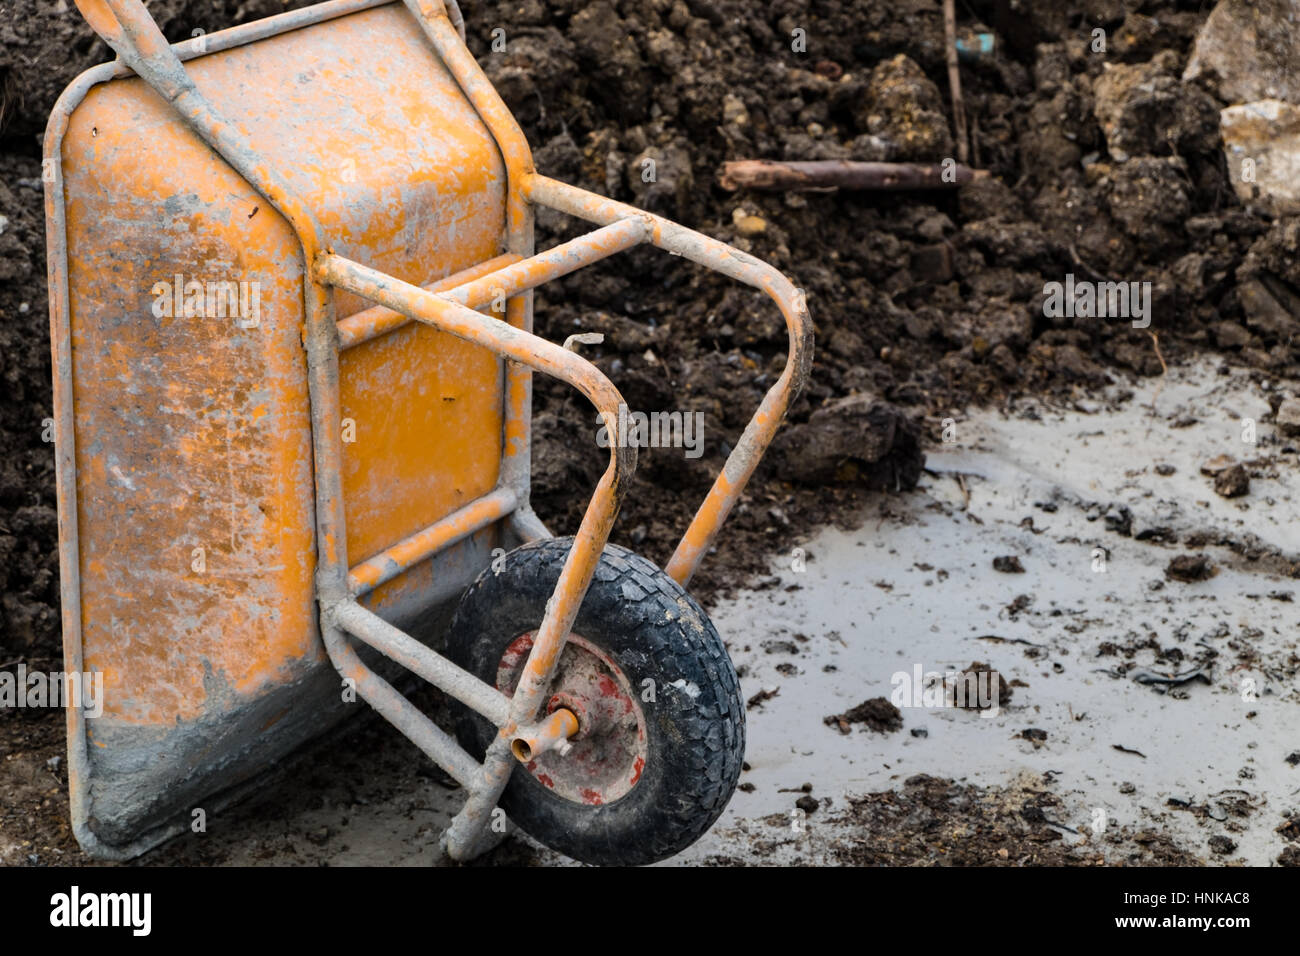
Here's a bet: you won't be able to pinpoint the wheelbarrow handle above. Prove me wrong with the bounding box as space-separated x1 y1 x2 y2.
522 175 816 588
73 0 195 100
411 0 467 39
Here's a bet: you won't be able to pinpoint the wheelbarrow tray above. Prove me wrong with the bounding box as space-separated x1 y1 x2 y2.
46 1 517 857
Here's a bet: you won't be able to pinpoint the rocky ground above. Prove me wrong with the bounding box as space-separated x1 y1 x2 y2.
3 0 1300 865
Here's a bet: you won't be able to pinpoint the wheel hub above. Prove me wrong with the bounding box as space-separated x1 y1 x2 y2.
497 632 647 805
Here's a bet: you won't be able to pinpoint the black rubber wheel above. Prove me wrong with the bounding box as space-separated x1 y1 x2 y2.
444 536 745 866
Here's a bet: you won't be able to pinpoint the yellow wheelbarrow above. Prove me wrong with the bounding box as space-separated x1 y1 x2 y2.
45 0 812 865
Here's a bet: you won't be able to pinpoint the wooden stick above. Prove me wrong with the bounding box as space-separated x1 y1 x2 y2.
719 159 981 192
943 0 970 164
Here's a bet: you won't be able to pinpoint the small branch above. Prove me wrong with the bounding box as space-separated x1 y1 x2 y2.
1148 331 1168 416
955 473 971 510
1112 744 1147 758
1068 242 1110 283
943 0 970 165
719 159 982 192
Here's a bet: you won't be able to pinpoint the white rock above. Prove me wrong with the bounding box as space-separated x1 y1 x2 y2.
1220 100 1300 214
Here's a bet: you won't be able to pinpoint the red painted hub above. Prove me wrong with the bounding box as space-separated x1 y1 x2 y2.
497 632 648 805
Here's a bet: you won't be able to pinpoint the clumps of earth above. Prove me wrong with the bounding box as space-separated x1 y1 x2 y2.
1165 553 1218 583
955 660 1013 709
992 554 1025 573
820 773 1203 865
824 696 902 734
473 0 1300 603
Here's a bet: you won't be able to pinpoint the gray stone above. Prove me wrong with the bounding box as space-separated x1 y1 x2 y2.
1184 0 1300 105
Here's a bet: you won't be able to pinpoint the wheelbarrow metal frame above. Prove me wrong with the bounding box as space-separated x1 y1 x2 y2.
50 0 812 861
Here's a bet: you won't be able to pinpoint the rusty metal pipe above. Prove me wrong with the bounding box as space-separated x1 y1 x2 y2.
440 218 649 310
507 507 551 543
316 252 636 716
523 173 815 587
322 630 482 787
78 0 392 65
444 0 465 40
314 259 637 656
330 600 512 727
44 60 120 863
347 486 517 597
301 284 352 613
511 708 579 763
336 253 521 350
444 736 515 858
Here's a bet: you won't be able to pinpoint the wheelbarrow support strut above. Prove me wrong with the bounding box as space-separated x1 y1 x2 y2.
66 0 812 860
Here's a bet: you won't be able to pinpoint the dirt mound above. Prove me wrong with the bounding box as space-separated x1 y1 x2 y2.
2 0 1296 661
466 0 1282 594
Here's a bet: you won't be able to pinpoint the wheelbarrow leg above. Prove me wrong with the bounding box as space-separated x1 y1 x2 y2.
316 254 638 861
444 738 514 860
300 267 518 861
